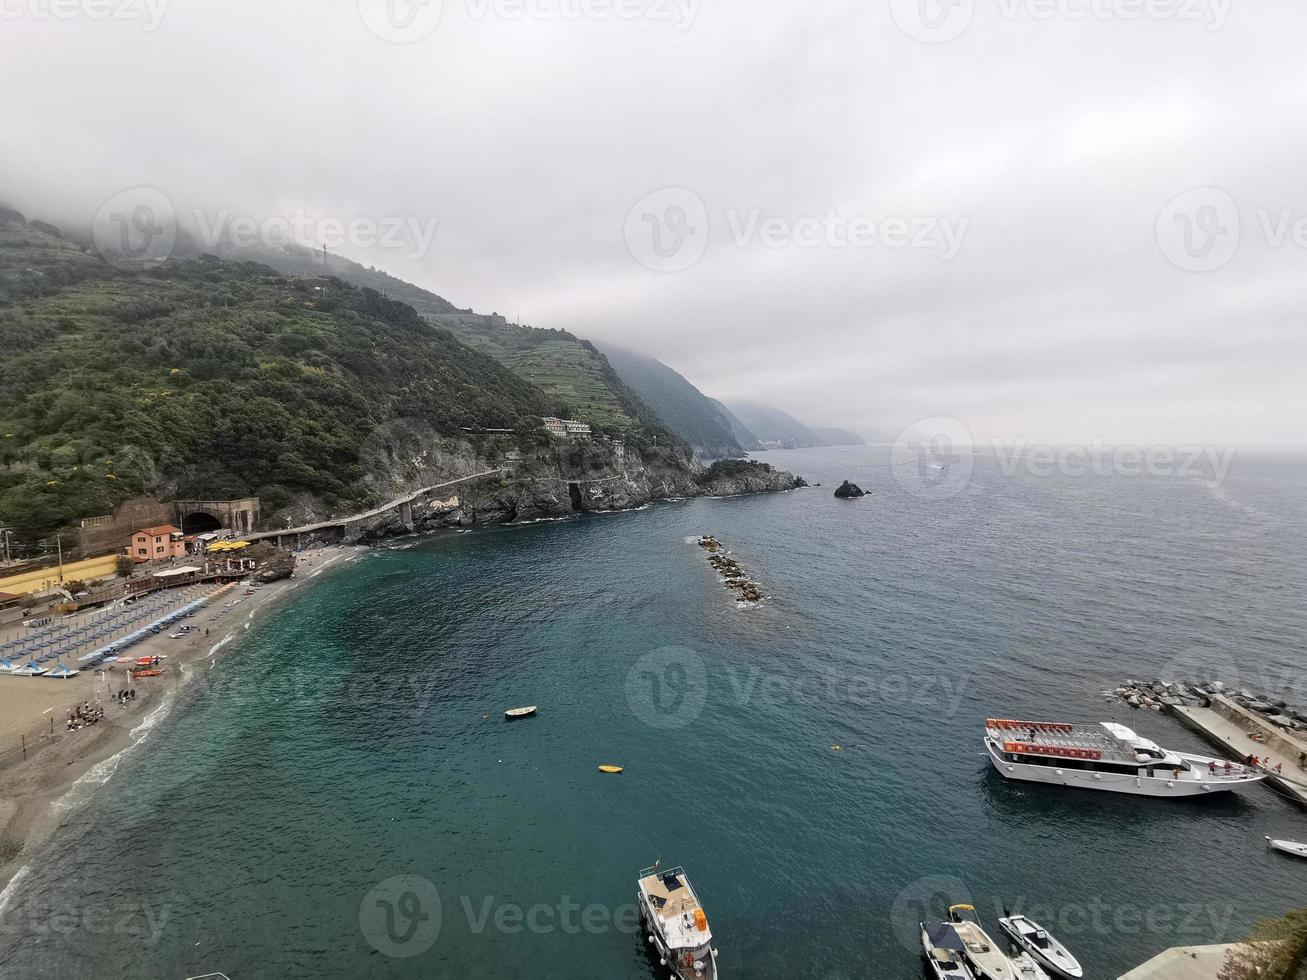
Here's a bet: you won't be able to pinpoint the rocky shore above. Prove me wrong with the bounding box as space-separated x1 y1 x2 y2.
1103 677 1307 733
339 446 806 543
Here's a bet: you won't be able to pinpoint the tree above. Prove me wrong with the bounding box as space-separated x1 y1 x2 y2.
114 556 134 578
1219 908 1307 980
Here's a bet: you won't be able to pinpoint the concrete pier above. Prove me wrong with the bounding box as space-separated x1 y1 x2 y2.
1168 695 1307 807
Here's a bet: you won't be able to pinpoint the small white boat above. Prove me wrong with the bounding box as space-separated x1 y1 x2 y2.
950 905 1017 980
1011 951 1051 980
504 706 538 720
921 921 976 979
999 913 1083 978
15 661 47 677
1267 837 1307 860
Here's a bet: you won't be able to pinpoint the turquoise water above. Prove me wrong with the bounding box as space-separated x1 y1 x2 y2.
2 447 1305 979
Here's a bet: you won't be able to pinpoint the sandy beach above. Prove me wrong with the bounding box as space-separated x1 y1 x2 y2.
0 545 363 896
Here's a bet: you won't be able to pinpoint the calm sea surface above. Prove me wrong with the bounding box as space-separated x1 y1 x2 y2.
1 446 1305 979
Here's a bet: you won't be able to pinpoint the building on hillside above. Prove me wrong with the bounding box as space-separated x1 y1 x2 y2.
130 525 186 561
542 417 592 439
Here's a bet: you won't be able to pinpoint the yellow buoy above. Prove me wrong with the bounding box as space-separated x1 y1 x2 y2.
598 765 624 774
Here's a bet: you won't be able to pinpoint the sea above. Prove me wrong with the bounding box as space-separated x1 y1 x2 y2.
1 445 1304 979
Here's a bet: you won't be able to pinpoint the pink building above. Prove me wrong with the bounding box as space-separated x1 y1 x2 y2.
130 525 186 561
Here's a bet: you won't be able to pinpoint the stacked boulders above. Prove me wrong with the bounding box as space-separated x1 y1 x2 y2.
697 536 765 605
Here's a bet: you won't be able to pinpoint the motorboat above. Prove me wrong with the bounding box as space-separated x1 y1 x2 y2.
505 706 538 720
638 865 718 979
984 718 1265 797
949 905 1016 980
999 913 1083 978
1267 837 1307 860
921 921 976 979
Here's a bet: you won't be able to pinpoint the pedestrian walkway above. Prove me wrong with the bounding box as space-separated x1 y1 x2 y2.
1170 701 1307 806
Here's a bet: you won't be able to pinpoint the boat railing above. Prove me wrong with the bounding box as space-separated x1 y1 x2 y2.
639 864 685 880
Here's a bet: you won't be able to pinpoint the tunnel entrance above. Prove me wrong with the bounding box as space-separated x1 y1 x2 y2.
568 482 585 513
180 511 223 534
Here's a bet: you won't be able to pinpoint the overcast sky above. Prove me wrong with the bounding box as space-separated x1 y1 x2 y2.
3 0 1304 446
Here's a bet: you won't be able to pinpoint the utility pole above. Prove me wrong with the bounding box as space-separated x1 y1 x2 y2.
56 532 64 584
2 528 10 564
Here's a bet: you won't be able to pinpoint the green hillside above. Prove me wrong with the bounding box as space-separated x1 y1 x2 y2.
212 241 682 444
601 346 748 459
0 211 552 547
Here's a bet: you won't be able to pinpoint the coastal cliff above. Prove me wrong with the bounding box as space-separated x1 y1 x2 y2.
316 439 804 541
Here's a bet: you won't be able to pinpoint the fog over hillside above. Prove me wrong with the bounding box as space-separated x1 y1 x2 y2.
3 1 1305 445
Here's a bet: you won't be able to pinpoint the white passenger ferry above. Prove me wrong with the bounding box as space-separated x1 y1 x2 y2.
984 718 1265 798
638 864 718 979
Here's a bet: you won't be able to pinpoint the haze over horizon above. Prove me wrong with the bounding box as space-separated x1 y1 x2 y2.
3 0 1304 448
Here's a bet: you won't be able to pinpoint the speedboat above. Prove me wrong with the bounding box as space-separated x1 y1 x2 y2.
949 905 1016 980
984 718 1266 797
638 865 718 979
505 706 538 720
921 921 975 979
999 913 1083 978
1267 837 1307 860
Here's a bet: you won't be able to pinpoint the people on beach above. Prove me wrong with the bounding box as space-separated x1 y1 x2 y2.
66 700 106 730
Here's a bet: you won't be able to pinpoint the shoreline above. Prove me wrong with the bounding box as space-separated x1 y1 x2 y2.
0 544 365 897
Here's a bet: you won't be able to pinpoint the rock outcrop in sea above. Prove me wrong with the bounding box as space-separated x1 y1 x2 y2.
697 535 765 605
833 480 866 498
